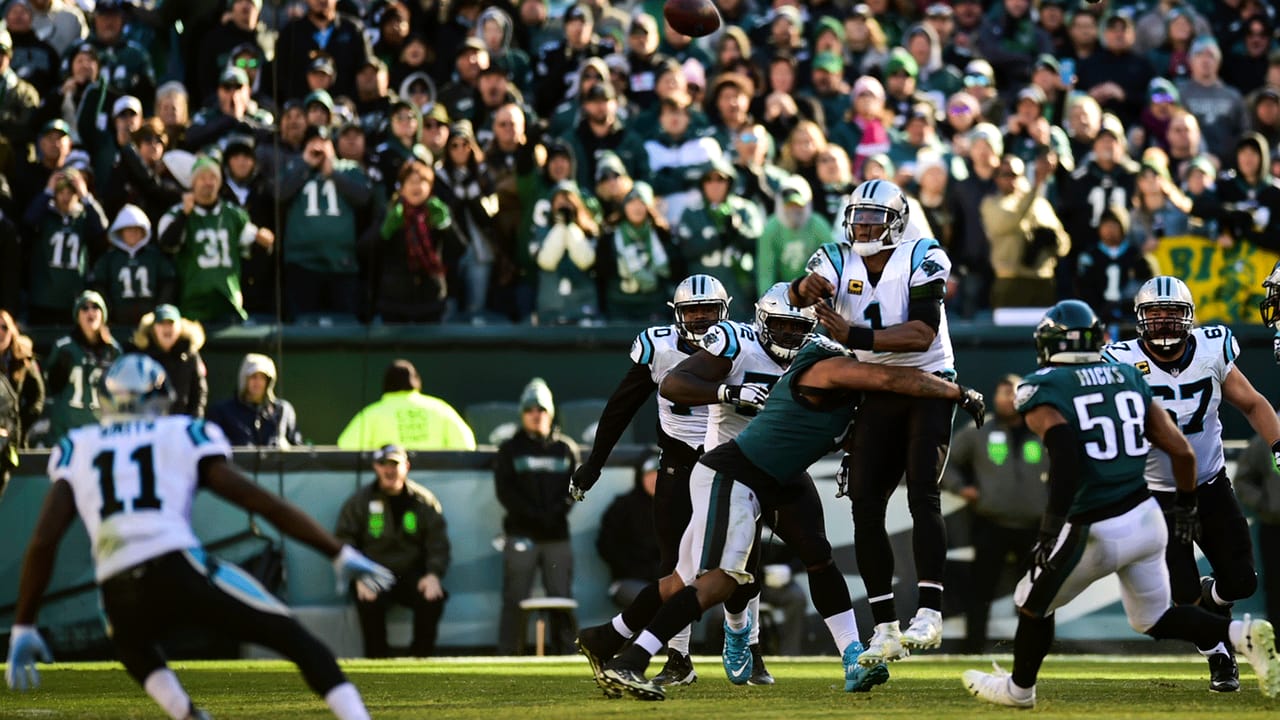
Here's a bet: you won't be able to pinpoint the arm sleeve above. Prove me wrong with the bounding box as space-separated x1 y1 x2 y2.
190 355 208 417
564 224 597 270
581 361 658 473
536 223 569 271
1042 422 1081 520
331 165 373 208
276 161 312 203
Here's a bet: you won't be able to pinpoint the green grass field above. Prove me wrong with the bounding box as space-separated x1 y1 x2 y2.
1 656 1277 719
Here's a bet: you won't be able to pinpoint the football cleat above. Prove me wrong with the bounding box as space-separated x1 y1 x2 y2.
723 620 753 685
652 649 697 687
858 621 908 667
601 664 665 701
843 641 890 692
185 708 213 720
962 662 1036 709
1208 652 1240 693
577 625 624 698
902 608 944 650
1235 614 1280 698
748 645 775 686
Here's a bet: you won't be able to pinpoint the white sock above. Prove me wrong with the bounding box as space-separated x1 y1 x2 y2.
324 682 371 720
1229 621 1245 650
612 614 634 638
668 625 691 655
143 669 191 720
726 609 749 632
1210 582 1230 608
1199 641 1229 658
748 596 761 645
1008 678 1034 698
825 610 861 653
635 631 664 656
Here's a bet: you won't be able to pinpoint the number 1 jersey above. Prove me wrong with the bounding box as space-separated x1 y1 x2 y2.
48 416 233 582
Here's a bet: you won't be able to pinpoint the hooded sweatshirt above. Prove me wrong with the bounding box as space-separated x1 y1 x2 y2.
1206 132 1280 252
90 204 176 327
206 353 303 447
475 7 533 96
756 176 832 296
131 310 207 417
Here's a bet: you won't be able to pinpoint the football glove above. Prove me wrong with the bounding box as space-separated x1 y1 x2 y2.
1031 515 1064 579
1273 330 1279 364
718 382 769 412
332 545 395 595
569 465 601 503
958 385 986 428
1168 490 1200 546
6 625 52 691
835 453 852 499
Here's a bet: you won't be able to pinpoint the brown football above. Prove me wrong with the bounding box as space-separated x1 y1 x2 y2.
663 0 722 38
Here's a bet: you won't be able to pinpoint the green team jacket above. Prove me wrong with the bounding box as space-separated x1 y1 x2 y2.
40 333 121 444
755 213 833 298
279 158 373 275
25 193 109 314
157 200 257 323
89 242 177 327
673 195 764 315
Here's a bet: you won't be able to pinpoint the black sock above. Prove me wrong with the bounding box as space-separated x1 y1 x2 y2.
1147 605 1230 650
807 562 853 618
621 581 663 635
612 644 652 672
1011 613 1054 689
870 596 897 626
725 579 757 615
918 585 943 612
648 586 705 646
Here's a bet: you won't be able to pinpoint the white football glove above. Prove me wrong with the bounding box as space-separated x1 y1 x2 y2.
332 545 395 595
835 453 852 498
6 625 52 691
718 382 769 412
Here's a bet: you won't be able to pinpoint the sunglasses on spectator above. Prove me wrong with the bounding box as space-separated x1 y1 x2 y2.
948 104 972 115
964 75 991 87
234 57 260 70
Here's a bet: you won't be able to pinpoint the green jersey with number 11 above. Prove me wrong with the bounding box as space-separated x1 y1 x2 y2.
157 201 258 323
1014 362 1154 517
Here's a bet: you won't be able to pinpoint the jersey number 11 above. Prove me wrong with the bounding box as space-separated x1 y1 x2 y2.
94 446 161 519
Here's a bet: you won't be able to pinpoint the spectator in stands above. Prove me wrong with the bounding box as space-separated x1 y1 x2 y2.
336 444 451 658
597 454 661 609
131 304 206 416
274 0 372 104
364 157 463 323
962 59 1005 124
838 75 893 177
88 0 155 115
533 3 615 119
0 213 17 308
1145 6 1197 82
82 95 145 189
6 0 58 98
1061 113 1139 249
337 359 476 451
103 118 185 222
942 374 1047 653
533 180 600 325
1211 132 1280 253
950 122 1001 316
24 167 108 326
219 134 276 318
336 121 371 166
207 353 302 447
352 58 393 141
707 73 757 161
33 41 98 139
644 92 720 226
155 81 190 151
673 158 764 316
158 156 272 324
34 290 121 446
756 176 828 298
435 120 498 323
278 125 372 319
891 103 948 181
475 6 533 99
1077 12 1154 128
1068 9 1102 64
1178 36 1247 162
304 57 337 101
419 104 451 160
546 58 607 139
1164 106 1202 181
196 0 270 103
916 149 956 251
89 203 175 328
28 0 87 58
495 377 579 655
943 90 981 143
185 67 274 152
1250 87 1280 149
1130 156 1193 247
0 27 40 168
1182 155 1220 238
437 38 489 123
982 153 1070 308
844 4 890 78
593 151 633 235
977 0 1052 104
0 309 44 457
883 47 937 131
731 121 790 211
14 120 73 224
1136 1 1210 56
483 103 527 317
1002 87 1053 167
598 181 672 322
1224 13 1273 95
1235 407 1280 622
1076 204 1157 331
371 99 425 197
779 120 826 204
561 81 641 193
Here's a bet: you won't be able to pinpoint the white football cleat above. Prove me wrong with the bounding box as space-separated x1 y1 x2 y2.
962 662 1036 709
857 621 908 667
902 608 943 650
1236 614 1280 698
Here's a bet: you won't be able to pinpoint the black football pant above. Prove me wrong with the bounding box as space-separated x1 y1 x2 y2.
848 393 955 620
654 443 699 575
964 513 1038 653
354 575 447 658
100 550 346 697
1154 473 1257 606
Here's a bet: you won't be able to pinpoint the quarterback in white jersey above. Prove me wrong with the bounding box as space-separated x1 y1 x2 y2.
6 355 393 720
1102 276 1280 693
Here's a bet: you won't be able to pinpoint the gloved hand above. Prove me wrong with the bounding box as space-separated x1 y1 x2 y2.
1273 331 1279 363
718 382 769 412
959 386 986 427
427 197 451 229
1031 515 1064 579
835 453 852 498
569 465 601 502
332 545 395 595
6 625 52 691
1168 490 1200 545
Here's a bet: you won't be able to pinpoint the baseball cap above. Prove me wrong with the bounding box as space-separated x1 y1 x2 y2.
813 51 843 75
424 103 450 125
564 3 589 23
852 75 885 101
72 289 107 323
374 444 408 464
595 150 627 181
1187 155 1216 178
815 16 845 42
113 95 143 117
774 5 802 29
1096 112 1126 140
1034 53 1061 74
1017 85 1047 106
1148 77 1180 105
631 13 658 35
963 59 995 87
461 37 487 54
220 66 249 88
625 180 655 206
850 3 871 18
1260 87 1280 104
42 118 72 137
582 81 616 102
1104 12 1134 29
304 89 334 112
303 124 332 145
71 42 98 62
154 304 182 322
96 0 127 11
308 54 336 76
925 2 953 18
968 122 1004 156
224 133 256 156
886 48 918 78
1190 36 1221 61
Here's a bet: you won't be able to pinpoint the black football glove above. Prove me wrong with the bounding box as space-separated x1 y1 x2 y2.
835 453 852 498
1168 490 1200 545
1031 514 1064 579
569 465 601 503
958 385 986 427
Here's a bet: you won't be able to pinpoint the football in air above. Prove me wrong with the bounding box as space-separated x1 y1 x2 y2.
663 0 722 37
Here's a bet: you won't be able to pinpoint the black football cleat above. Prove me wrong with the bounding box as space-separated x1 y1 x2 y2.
652 649 698 686
748 645 775 686
602 653 665 702
1208 652 1240 693
577 624 625 698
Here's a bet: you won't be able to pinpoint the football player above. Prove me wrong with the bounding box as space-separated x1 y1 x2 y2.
578 332 986 701
5 355 394 720
789 179 958 664
1101 277 1280 692
1262 260 1280 362
964 301 1280 708
568 274 731 685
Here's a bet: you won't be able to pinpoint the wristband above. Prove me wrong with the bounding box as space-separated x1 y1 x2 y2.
789 275 805 300
846 326 875 350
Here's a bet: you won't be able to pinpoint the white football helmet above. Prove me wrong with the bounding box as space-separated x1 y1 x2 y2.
1135 276 1195 349
1262 260 1280 329
100 354 175 418
755 282 817 361
668 274 731 341
842 179 909 257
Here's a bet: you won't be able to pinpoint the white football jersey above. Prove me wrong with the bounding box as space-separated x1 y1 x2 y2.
698 320 788 449
804 238 955 374
1101 326 1239 490
630 324 709 449
48 415 232 582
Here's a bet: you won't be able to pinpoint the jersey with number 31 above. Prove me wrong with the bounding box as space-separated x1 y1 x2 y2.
1102 326 1238 490
48 416 232 582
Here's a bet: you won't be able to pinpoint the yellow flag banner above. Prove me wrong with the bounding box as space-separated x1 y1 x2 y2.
1150 236 1280 324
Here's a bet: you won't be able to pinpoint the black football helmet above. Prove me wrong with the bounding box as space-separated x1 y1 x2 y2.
1034 300 1105 367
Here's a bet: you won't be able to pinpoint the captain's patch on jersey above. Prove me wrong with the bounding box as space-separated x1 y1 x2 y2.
1135 360 1150 375
847 279 864 295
